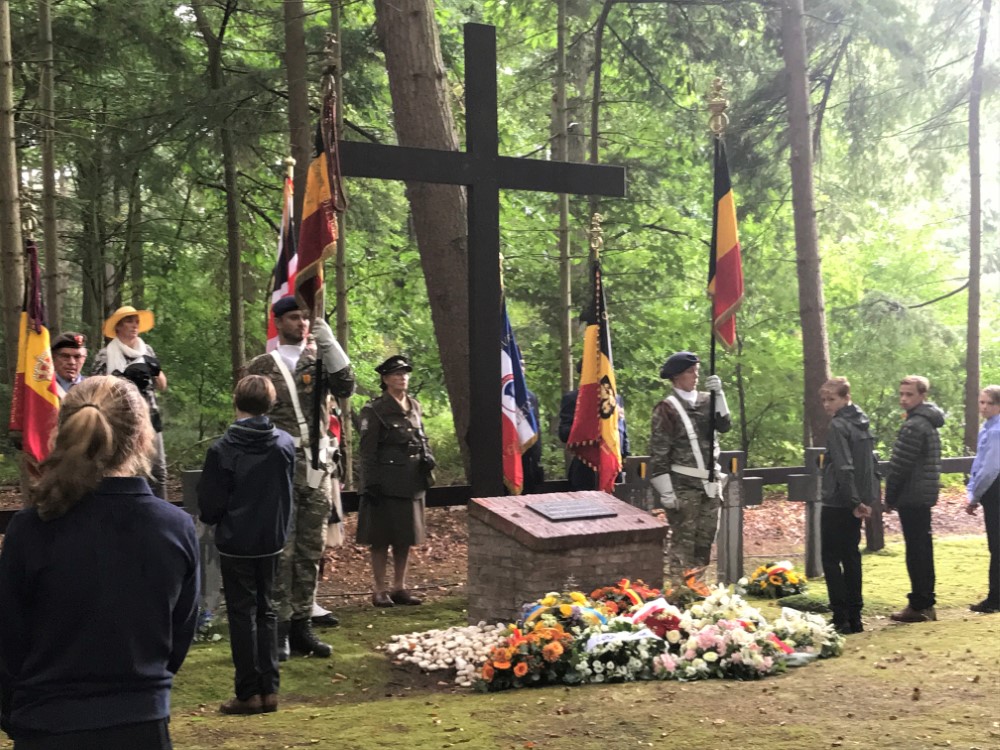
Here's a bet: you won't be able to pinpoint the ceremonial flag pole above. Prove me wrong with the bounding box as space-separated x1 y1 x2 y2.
295 39 347 472
706 78 744 477
8 236 59 471
567 213 623 493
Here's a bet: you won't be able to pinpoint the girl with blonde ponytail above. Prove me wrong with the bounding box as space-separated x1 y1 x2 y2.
0 376 199 750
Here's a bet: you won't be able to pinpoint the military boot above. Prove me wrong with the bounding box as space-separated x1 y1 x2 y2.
289 618 332 658
277 621 291 662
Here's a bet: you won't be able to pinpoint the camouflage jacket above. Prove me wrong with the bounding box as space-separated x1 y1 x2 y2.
358 392 435 498
246 341 355 466
648 391 731 492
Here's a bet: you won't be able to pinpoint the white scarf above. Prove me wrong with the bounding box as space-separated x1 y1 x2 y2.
106 337 149 375
277 341 306 373
674 387 698 406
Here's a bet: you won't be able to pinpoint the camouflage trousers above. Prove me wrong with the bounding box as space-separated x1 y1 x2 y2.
665 486 720 582
274 459 332 622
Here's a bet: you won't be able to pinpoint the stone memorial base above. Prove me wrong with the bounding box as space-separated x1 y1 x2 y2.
467 491 668 624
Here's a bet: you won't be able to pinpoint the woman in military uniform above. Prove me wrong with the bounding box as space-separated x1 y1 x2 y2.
357 355 435 607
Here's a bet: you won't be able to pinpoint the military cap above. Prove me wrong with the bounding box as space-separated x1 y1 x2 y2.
271 295 303 319
660 351 700 379
52 332 87 351
375 355 412 375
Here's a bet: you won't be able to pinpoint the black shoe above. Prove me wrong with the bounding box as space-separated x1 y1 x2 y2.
277 620 290 662
311 612 340 627
970 599 1000 614
289 618 332 658
390 589 423 606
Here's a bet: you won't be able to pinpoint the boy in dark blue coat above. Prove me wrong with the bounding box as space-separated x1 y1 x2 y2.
198 375 295 715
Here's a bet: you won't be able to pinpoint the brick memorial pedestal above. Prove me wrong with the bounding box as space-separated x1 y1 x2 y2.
467 491 668 624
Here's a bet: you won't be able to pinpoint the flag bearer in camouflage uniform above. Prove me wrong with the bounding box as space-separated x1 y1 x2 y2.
246 296 355 658
649 351 732 590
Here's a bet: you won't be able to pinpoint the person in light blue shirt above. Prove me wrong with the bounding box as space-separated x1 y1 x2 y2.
966 385 1000 614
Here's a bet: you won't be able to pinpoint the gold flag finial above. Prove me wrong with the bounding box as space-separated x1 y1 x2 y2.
707 77 730 136
589 212 604 259
283 155 296 179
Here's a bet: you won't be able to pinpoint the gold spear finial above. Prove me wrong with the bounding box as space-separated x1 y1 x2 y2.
707 77 730 136
283 155 296 179
589 212 604 259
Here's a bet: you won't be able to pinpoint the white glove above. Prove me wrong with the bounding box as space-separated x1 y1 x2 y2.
651 473 678 510
312 318 350 372
705 375 729 418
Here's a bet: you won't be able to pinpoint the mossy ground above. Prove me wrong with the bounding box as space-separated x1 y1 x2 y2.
168 537 999 750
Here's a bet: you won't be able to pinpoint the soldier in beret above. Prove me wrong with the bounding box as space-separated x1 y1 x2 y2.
51 332 88 401
246 296 355 658
357 355 436 607
649 351 731 590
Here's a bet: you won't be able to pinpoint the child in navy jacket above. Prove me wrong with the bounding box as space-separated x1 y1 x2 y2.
198 375 295 715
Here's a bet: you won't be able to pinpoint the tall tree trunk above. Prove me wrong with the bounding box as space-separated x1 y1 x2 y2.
555 0 573 394
125 167 144 308
284 0 311 227
781 0 831 447
330 0 353 488
0 0 23 386
77 150 106 345
38 0 59 333
587 0 615 239
193 2 245 384
965 0 990 452
374 0 471 478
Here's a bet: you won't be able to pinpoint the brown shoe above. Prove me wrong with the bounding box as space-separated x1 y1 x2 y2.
390 589 423 605
261 694 279 713
372 591 394 607
890 605 937 623
219 695 263 715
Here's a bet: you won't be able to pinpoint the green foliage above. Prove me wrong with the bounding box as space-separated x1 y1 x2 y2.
1 0 996 483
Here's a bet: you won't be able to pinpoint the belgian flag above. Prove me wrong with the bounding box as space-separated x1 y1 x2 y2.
8 239 59 466
707 138 743 350
567 260 622 493
295 90 345 316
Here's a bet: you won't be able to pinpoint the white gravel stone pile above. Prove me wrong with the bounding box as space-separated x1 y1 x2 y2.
383 622 509 688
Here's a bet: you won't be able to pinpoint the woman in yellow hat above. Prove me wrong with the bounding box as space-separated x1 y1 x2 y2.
92 306 169 498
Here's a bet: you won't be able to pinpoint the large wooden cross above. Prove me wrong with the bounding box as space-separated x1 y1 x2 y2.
338 23 626 498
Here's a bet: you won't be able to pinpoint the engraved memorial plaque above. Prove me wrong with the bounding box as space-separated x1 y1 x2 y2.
525 498 618 522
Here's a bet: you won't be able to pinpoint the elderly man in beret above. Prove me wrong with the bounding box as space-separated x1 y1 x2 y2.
51 332 88 400
246 296 355 659
649 351 731 591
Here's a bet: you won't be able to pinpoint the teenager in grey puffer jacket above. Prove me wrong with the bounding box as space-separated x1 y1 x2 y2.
885 376 945 623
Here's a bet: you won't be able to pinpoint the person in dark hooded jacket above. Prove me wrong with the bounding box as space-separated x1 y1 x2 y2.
198 375 295 715
884 375 945 624
819 378 877 634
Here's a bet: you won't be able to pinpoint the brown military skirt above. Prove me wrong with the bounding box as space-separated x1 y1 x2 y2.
356 492 426 547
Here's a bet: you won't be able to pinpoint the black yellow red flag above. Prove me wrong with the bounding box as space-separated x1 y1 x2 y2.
707 138 743 350
8 239 59 465
295 89 346 317
567 260 622 492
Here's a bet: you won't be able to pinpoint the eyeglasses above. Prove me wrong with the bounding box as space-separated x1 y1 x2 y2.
56 353 87 361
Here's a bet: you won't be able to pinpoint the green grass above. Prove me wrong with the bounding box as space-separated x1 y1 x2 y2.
168 537 1000 750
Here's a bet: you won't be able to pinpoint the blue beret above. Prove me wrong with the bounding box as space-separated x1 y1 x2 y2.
660 351 700 379
271 295 302 319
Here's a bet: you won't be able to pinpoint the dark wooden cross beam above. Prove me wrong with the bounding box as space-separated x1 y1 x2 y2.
338 23 626 498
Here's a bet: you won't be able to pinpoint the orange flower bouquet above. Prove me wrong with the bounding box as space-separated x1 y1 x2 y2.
589 578 662 617
475 621 575 692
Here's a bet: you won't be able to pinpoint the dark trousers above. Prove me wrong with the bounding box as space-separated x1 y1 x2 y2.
13 719 171 750
820 506 863 619
898 505 936 610
982 478 999 605
220 554 280 700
